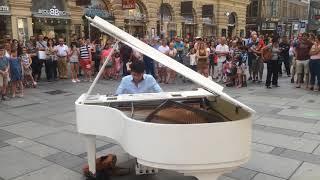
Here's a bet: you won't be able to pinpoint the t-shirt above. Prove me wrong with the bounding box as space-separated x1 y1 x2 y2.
295 40 313 60
0 56 9 71
216 44 229 63
158 45 169 54
79 45 90 59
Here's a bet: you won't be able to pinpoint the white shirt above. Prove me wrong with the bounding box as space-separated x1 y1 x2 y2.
158 45 169 54
189 53 197 66
216 44 229 63
55 44 69 57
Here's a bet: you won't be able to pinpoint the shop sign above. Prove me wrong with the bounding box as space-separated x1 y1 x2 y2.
122 0 136 10
0 6 9 12
85 6 113 19
265 17 279 22
37 6 70 17
125 11 146 21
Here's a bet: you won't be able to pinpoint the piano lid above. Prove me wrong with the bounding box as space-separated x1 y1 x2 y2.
86 16 255 113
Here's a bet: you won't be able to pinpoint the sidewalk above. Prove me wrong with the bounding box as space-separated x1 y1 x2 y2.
0 76 319 180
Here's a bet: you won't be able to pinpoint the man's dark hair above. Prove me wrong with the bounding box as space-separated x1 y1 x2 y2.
130 61 145 73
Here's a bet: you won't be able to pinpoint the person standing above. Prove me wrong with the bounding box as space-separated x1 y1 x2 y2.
0 46 9 100
36 35 47 81
46 39 57 81
294 33 313 88
157 40 169 83
262 37 281 89
79 38 93 82
279 36 291 77
215 37 229 82
309 34 320 91
174 37 184 64
167 42 177 83
55 38 69 79
247 34 260 82
196 42 209 78
68 43 80 83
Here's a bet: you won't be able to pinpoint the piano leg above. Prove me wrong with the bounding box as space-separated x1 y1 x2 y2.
84 134 96 175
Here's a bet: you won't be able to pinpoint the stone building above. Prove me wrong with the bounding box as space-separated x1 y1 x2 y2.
1 0 249 42
246 0 309 38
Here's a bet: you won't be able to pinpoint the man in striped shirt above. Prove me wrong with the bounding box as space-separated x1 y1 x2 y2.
79 38 92 82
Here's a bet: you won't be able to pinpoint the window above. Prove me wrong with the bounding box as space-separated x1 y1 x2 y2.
271 0 278 16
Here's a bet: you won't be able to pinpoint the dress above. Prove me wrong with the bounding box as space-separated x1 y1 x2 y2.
197 49 208 71
9 57 22 81
20 54 32 76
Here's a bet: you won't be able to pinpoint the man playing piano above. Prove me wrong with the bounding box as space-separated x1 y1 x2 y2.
116 61 162 95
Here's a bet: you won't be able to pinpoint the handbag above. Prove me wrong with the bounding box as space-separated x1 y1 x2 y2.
262 47 272 63
37 41 47 60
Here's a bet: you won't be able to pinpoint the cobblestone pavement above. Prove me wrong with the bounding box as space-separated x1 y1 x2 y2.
0 74 319 180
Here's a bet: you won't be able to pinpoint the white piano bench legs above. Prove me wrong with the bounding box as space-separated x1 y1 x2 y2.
84 134 97 175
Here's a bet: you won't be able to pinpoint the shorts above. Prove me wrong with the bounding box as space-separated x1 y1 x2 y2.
296 59 309 74
0 74 8 87
79 59 92 70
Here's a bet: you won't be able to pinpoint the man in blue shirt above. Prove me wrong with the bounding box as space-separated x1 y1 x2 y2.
116 61 162 95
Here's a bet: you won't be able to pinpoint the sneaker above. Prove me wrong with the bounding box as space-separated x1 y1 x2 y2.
248 77 252 81
89 79 93 83
72 79 76 83
1 95 7 101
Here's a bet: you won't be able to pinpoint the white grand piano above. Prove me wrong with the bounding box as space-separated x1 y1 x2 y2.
76 16 254 180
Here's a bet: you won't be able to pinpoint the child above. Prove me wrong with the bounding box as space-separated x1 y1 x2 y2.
224 58 237 87
0 46 9 100
69 44 80 83
9 49 23 98
113 52 121 80
237 46 248 88
20 47 36 87
187 47 197 71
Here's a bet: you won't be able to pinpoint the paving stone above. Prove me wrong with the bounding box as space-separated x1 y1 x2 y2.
263 126 304 137
0 121 62 139
225 167 257 180
264 114 319 124
312 145 320 156
23 143 61 158
302 133 320 141
252 173 285 180
5 137 38 148
280 149 320 165
253 124 266 130
255 117 318 134
278 108 320 121
35 131 109 155
0 112 28 127
242 151 301 179
253 130 319 153
48 111 76 125
11 164 83 180
0 129 19 141
45 152 86 170
252 143 275 153
290 162 320 180
32 118 71 128
0 146 52 179
0 141 9 148
238 95 292 106
270 147 287 156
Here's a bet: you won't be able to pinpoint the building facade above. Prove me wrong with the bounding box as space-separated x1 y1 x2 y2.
1 0 249 43
246 0 309 38
308 0 320 33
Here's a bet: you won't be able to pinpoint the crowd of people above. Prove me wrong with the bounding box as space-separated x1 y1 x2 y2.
0 31 319 101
